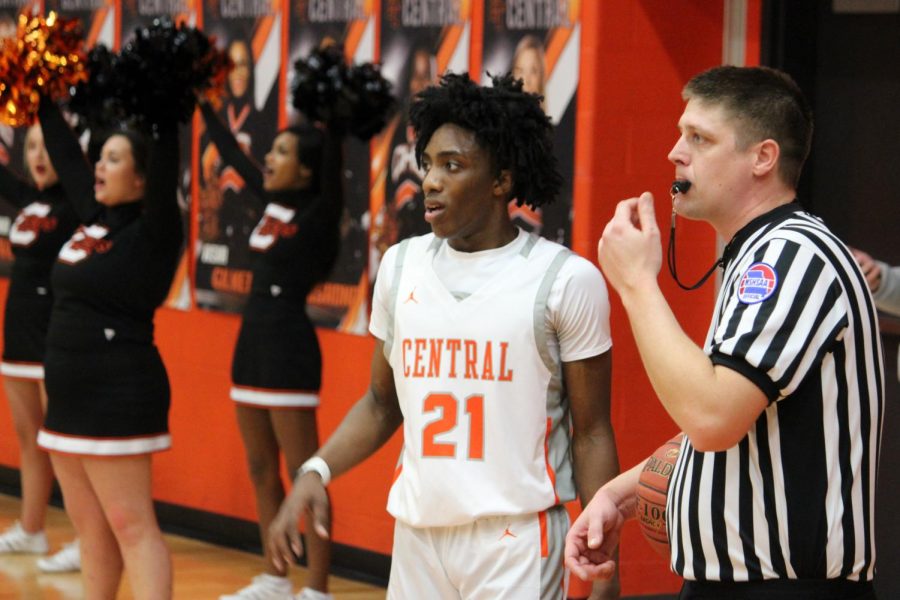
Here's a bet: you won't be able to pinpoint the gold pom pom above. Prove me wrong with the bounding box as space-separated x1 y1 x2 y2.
0 11 87 127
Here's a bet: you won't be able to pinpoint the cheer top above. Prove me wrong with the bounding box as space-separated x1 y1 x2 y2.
0 160 79 375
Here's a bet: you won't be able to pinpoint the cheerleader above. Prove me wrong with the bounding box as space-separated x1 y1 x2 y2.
0 122 81 573
200 100 340 600
210 41 393 600
35 94 183 598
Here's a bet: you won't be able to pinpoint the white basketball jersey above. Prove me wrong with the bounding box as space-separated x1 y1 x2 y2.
382 233 577 527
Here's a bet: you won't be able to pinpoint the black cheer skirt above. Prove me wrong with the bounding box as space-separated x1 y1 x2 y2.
40 339 171 455
230 295 321 408
1 285 53 377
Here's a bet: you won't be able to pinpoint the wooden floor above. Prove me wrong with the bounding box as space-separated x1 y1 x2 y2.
0 494 386 599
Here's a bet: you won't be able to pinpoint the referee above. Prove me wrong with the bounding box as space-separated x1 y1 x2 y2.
565 65 883 600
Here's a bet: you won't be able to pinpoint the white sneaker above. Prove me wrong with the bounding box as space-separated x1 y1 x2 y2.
37 539 81 572
219 574 294 599
0 521 49 554
296 588 333 600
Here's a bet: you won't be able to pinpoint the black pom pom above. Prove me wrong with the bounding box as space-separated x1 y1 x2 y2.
344 62 396 140
291 45 395 140
72 18 230 134
116 18 228 131
68 44 128 133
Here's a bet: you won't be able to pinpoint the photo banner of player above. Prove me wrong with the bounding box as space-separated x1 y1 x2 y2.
194 0 282 313
120 0 200 310
482 0 581 247
369 0 471 290
287 0 375 334
0 0 42 277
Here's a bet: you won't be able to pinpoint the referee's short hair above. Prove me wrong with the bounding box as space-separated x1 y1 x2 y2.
683 65 813 189
409 72 563 209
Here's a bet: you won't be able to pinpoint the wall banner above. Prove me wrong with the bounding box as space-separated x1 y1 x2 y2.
482 0 581 247
194 0 282 313
288 0 375 333
369 0 472 285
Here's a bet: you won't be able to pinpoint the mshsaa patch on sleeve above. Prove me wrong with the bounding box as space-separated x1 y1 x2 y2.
737 263 778 304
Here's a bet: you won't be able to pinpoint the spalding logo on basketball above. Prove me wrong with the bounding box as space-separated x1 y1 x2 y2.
636 433 684 557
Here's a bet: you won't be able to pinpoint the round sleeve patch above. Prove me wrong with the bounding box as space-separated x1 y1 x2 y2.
737 262 778 304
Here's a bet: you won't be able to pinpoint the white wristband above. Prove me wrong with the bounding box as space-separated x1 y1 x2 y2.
297 456 331 486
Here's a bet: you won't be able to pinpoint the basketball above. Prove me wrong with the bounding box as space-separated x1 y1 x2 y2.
636 433 684 557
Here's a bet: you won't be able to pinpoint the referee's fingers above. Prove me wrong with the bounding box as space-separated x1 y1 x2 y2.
636 191 658 235
610 196 637 222
587 519 606 550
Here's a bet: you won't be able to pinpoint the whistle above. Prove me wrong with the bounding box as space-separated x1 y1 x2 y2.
670 180 692 195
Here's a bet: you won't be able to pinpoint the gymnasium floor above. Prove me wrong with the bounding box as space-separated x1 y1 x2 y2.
0 493 387 599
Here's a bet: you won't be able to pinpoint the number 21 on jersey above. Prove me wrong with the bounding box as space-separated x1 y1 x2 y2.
421 393 484 460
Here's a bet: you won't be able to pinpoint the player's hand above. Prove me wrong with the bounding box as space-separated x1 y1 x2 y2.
850 248 882 293
267 471 331 571
565 489 625 582
597 192 661 295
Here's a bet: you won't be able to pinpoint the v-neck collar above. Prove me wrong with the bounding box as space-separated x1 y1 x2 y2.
424 230 530 305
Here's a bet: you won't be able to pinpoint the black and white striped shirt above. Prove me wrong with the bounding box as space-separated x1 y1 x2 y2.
668 203 884 583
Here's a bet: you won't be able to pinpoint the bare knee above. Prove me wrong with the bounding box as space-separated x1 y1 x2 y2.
104 503 158 549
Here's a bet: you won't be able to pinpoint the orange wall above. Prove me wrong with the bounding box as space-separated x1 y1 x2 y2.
0 2 760 596
570 1 731 595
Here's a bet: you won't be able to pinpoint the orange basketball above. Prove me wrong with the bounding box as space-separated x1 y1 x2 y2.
635 433 684 557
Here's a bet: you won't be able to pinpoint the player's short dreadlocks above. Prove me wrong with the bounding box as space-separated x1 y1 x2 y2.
408 72 563 208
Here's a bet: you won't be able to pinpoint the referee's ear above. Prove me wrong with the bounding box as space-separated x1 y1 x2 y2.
751 138 780 178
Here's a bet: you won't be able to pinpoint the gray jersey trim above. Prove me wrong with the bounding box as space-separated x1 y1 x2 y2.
533 247 572 373
383 238 411 359
534 246 577 506
520 231 540 258
540 505 570 600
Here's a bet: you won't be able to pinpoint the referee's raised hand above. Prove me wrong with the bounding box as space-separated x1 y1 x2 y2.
597 192 662 297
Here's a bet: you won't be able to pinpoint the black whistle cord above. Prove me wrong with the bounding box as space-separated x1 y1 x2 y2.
666 209 723 290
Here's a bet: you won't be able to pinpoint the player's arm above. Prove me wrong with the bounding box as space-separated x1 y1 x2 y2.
268 341 402 569
313 341 403 478
598 194 767 451
565 350 621 599
567 351 618 501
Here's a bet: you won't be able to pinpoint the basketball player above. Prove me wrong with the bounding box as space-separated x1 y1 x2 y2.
565 66 883 599
269 73 621 599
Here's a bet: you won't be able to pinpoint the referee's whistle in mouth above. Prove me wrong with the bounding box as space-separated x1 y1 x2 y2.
671 180 692 196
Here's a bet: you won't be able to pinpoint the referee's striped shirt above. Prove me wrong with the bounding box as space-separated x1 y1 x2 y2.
667 203 884 583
